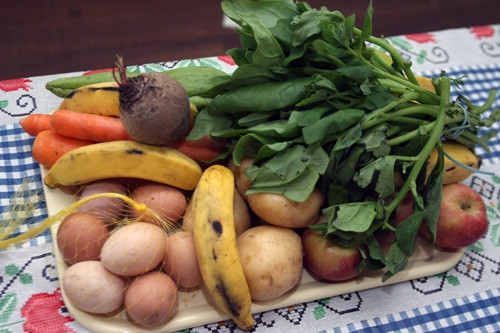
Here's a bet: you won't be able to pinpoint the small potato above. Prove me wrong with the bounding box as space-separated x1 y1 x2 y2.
237 225 303 301
183 186 251 237
129 183 187 227
63 260 126 314
57 211 110 265
233 188 252 235
101 222 168 276
227 156 255 199
163 230 202 290
77 180 126 224
125 271 178 327
247 188 324 228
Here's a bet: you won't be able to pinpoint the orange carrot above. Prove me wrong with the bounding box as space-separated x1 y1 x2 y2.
32 130 94 169
19 114 52 136
50 109 133 142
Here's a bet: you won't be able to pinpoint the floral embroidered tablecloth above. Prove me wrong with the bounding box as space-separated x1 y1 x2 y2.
1 24 500 333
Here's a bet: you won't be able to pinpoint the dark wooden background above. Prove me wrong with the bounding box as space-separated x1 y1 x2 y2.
1 0 498 80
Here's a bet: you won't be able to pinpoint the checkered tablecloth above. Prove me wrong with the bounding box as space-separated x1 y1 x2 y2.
1 24 500 333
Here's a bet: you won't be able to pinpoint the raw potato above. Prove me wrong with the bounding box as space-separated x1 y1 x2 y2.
232 188 252 234
162 230 202 290
101 222 168 276
129 183 187 226
77 180 126 224
56 211 110 265
125 271 178 327
183 186 251 237
247 188 324 228
62 260 126 314
237 225 303 301
227 156 255 198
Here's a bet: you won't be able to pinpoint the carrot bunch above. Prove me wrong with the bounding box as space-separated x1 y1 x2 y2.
20 110 132 168
20 110 227 169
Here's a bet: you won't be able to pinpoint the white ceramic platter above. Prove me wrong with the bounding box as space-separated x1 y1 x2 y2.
42 167 465 333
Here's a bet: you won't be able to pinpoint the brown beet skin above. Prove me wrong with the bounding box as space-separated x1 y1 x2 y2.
119 72 190 145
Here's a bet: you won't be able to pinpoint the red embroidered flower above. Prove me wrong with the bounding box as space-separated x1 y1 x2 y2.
217 55 236 66
405 33 437 44
21 288 75 333
0 78 33 92
470 26 495 39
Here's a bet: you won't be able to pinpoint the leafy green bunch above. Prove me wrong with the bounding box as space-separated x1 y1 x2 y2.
188 0 499 280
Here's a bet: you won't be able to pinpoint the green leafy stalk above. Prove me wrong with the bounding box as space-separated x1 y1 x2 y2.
384 78 450 228
353 25 419 86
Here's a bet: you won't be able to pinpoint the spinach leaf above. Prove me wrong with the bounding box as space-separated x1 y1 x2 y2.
421 142 445 242
302 108 365 144
335 61 372 82
333 125 363 151
231 133 277 164
187 108 232 140
354 156 396 198
383 243 409 282
395 205 425 256
244 143 329 201
324 201 377 233
221 0 299 66
246 167 319 202
206 76 315 114
291 5 345 46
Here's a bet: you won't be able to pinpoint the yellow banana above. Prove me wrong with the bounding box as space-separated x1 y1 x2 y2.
59 82 120 117
59 81 199 121
415 75 436 93
44 140 202 190
190 165 254 330
426 141 481 184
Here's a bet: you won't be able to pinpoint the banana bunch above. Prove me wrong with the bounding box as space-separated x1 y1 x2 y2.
44 140 202 190
190 165 254 330
426 140 481 184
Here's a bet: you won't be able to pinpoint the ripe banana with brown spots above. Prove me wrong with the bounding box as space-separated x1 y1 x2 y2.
43 140 202 190
59 82 121 117
190 165 254 330
426 141 481 184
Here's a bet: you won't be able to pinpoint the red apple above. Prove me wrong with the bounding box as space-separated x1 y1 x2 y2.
301 227 364 282
421 183 488 249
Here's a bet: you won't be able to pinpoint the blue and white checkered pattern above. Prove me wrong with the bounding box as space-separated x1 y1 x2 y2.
418 63 500 166
0 123 49 248
327 288 500 333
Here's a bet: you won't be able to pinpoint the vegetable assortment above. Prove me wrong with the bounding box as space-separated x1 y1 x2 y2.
4 0 498 330
188 0 500 281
